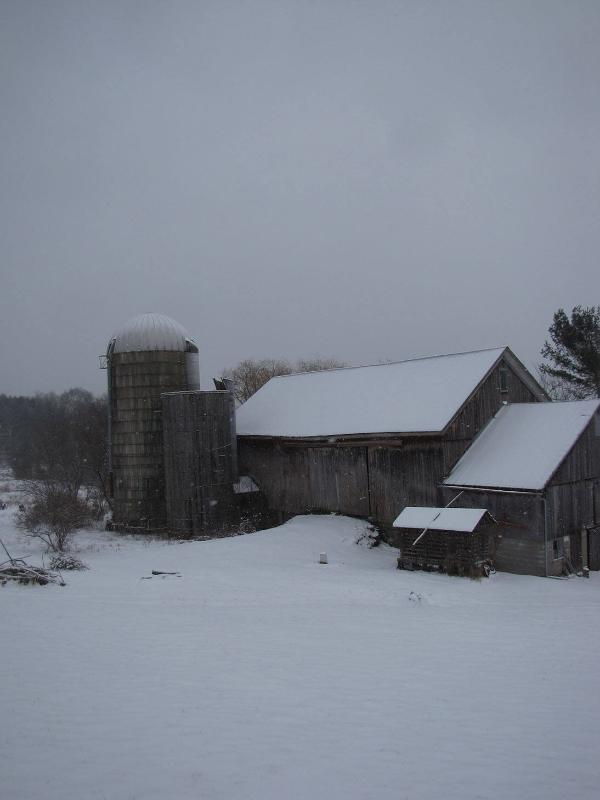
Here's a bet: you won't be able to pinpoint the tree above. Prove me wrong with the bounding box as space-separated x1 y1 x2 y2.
0 389 109 502
18 480 96 552
222 357 347 404
3 390 107 486
540 306 600 399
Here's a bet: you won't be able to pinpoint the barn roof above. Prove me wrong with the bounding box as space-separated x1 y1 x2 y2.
393 506 489 533
444 399 600 491
236 346 544 439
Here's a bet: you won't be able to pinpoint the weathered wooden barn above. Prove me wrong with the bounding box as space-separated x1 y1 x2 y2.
236 346 546 527
439 399 600 576
105 316 600 578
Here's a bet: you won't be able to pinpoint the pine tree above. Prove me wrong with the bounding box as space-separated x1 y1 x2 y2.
540 306 600 398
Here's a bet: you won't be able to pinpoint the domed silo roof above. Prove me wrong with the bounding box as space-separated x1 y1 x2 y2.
110 313 196 354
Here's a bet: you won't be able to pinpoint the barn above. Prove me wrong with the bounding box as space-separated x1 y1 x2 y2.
236 346 546 528
440 399 600 576
104 315 600 578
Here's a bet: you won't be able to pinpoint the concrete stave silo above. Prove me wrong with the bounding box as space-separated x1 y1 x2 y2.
107 313 200 531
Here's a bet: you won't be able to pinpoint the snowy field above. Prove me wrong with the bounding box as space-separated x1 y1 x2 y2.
1 475 600 800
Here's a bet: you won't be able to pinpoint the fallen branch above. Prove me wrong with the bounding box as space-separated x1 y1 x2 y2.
0 538 65 587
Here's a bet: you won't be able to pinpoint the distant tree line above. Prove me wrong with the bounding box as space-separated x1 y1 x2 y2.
0 389 108 501
222 357 346 404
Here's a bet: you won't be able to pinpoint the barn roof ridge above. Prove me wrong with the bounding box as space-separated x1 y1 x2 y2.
272 345 508 380
236 346 527 439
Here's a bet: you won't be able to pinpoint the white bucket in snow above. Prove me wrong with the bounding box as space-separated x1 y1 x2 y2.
319 553 328 564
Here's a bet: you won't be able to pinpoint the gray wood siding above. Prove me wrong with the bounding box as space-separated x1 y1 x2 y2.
238 441 369 517
367 441 443 525
548 414 600 487
442 357 539 473
491 539 547 577
546 482 596 539
544 414 600 571
439 487 546 575
162 391 237 535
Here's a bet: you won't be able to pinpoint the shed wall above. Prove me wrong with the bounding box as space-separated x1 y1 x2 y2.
545 415 600 571
548 414 600 486
395 527 492 576
439 487 547 575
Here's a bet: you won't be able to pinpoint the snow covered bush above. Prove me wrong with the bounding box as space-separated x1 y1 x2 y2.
49 554 89 571
18 481 95 552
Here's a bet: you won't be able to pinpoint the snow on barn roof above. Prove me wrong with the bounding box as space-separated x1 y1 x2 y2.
110 313 196 354
444 399 600 491
236 347 539 439
393 506 489 532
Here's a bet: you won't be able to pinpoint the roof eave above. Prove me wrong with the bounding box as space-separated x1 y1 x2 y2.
442 482 543 495
237 429 444 444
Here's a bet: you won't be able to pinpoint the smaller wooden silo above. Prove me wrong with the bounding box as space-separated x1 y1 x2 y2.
162 390 238 536
393 506 496 577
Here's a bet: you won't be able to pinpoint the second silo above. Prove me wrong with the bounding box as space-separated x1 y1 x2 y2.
107 313 200 531
162 389 238 536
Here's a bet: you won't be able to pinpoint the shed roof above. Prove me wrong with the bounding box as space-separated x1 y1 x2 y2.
444 399 600 491
110 313 196 354
236 347 543 439
393 506 489 532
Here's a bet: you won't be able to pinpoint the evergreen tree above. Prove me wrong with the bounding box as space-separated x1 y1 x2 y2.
540 306 600 398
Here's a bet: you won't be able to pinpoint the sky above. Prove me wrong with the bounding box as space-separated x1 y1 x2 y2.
1 0 599 396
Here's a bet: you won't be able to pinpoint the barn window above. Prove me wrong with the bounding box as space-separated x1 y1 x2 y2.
499 364 509 393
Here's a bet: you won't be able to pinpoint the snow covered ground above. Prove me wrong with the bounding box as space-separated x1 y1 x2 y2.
1 474 600 800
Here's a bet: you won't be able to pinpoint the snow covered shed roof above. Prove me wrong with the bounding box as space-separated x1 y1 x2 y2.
236 347 544 439
444 399 600 492
110 313 197 354
393 506 489 533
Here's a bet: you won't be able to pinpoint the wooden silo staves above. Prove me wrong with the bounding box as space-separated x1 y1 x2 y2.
162 390 237 535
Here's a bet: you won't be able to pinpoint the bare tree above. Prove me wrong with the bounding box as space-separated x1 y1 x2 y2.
18 480 96 552
222 357 347 404
537 368 584 401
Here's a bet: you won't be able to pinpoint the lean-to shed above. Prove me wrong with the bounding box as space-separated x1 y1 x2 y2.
393 506 496 577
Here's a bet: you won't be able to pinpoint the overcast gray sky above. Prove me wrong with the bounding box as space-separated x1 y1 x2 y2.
1 0 599 395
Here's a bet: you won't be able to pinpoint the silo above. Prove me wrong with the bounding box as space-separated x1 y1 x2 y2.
162 390 237 536
106 313 200 531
